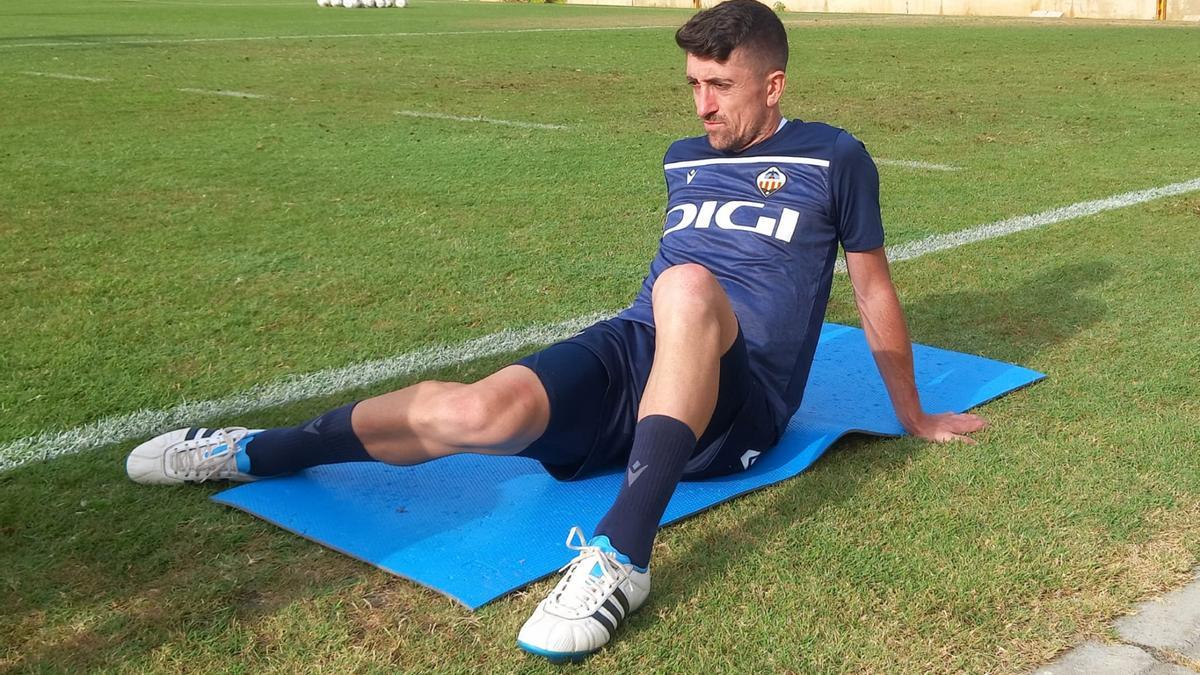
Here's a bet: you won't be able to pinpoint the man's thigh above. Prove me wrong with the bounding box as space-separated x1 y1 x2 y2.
682 328 780 480
516 317 778 481
515 319 651 480
513 335 617 480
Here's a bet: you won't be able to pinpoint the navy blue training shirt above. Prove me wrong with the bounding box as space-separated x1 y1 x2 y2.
617 118 886 433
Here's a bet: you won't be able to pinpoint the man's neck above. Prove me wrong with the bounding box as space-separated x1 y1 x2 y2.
734 112 787 153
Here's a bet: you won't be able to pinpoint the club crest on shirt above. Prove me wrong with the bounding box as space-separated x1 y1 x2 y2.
756 166 787 198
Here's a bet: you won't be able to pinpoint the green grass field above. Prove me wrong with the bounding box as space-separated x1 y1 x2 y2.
2 0 1199 671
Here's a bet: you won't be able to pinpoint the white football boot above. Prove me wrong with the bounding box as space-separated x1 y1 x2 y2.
518 527 651 662
126 427 261 485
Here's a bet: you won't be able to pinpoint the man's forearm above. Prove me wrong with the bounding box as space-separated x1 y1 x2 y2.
855 281 925 431
845 248 989 443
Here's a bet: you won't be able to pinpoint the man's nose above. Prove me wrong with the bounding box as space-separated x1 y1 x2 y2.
696 87 718 118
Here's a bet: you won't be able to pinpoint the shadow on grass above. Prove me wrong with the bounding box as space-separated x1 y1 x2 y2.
902 261 1116 365
649 260 1114 619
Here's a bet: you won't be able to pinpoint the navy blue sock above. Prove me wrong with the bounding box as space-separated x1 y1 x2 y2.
244 402 374 476
594 414 697 569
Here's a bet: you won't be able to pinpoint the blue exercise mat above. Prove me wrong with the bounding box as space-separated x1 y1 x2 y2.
214 323 1043 609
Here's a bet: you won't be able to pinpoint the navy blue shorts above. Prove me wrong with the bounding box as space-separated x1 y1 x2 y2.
515 317 779 481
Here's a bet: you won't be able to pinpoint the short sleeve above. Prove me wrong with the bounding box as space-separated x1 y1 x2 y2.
662 146 674 194
831 131 885 252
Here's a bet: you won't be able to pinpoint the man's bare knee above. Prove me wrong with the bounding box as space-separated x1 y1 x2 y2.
651 263 722 307
651 264 737 347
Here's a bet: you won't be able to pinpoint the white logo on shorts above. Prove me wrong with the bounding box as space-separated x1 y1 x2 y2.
740 450 762 470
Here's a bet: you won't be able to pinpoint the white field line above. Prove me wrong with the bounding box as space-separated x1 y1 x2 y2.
15 76 954 166
6 80 947 156
396 110 567 130
0 24 679 50
0 313 610 473
835 176 1200 272
178 87 270 98
20 71 111 82
3 177 1199 472
876 158 961 171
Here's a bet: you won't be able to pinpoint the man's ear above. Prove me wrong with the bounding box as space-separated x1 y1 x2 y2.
765 69 787 107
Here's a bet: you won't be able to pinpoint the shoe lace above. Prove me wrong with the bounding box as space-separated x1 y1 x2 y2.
548 526 628 614
165 427 249 483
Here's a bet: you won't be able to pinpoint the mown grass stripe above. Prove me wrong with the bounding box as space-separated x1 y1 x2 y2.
3 177 1198 473
395 110 567 130
20 71 111 82
178 87 270 98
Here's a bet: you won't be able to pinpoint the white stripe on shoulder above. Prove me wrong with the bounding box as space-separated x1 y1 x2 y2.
663 155 830 170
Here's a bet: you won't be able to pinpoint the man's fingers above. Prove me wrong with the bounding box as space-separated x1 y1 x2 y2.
929 431 978 445
950 415 988 429
962 413 989 431
945 412 988 433
912 412 989 443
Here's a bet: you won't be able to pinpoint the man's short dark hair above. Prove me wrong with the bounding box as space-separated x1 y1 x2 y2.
675 0 789 73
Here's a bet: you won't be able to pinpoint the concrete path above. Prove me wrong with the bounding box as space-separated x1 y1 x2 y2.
1034 570 1200 674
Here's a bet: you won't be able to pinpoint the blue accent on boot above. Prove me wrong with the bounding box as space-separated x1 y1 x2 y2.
234 434 256 474
588 535 647 573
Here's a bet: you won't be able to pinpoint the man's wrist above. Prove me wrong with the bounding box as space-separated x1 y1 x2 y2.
897 409 926 433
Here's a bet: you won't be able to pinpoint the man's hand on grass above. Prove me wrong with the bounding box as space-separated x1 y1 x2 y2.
905 412 989 445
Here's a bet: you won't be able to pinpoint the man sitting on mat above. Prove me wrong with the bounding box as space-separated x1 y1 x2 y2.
126 0 986 662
